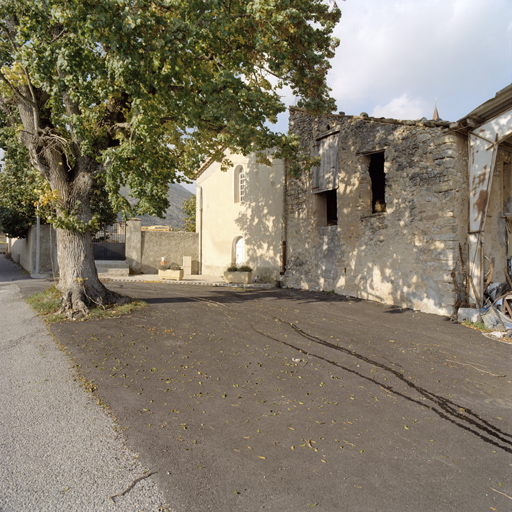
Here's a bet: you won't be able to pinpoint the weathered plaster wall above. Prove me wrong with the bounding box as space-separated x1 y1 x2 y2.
140 231 198 274
196 150 285 282
282 109 468 316
8 225 58 275
482 153 512 284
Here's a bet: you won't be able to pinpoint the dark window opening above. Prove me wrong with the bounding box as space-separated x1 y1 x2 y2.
369 152 386 213
317 189 338 226
325 189 338 225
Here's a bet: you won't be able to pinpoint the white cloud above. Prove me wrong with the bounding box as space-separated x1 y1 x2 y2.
371 94 429 120
327 0 512 121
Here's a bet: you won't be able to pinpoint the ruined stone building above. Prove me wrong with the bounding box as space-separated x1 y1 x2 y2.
282 85 512 316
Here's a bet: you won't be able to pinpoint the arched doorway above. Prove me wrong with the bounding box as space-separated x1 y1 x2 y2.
234 236 245 265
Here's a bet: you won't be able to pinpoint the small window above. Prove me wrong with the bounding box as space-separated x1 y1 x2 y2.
239 167 246 203
234 165 245 204
369 152 386 213
316 189 338 227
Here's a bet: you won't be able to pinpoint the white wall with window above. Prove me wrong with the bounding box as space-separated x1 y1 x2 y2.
195 149 285 282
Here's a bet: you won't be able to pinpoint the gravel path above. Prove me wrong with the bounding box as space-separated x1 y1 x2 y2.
0 256 170 511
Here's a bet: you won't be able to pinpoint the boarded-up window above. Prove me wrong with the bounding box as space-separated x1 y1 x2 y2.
312 131 339 194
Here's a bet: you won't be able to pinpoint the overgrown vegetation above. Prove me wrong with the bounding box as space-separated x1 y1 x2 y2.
462 319 490 333
26 286 145 323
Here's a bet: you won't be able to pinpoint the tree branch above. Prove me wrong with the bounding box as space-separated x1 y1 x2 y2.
0 22 19 53
50 28 67 44
0 70 37 108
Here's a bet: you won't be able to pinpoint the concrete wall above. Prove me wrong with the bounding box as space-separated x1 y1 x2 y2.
8 224 58 275
8 219 199 277
282 108 469 316
196 149 285 282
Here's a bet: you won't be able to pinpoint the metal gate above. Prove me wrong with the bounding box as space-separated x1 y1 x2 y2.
92 222 126 260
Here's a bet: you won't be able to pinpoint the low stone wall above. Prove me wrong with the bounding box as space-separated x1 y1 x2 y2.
282 108 469 316
141 230 199 274
126 219 199 274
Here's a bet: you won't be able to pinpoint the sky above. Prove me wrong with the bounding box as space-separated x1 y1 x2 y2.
272 0 512 132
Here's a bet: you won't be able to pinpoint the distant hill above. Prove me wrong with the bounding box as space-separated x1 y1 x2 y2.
120 183 194 229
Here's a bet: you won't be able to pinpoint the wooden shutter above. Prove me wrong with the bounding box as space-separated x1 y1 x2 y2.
312 131 339 193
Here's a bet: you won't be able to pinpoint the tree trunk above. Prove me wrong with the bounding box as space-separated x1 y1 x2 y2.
51 159 129 319
15 85 129 318
56 228 128 319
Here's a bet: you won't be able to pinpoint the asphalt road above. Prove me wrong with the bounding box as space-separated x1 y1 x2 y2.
47 280 512 512
0 256 169 512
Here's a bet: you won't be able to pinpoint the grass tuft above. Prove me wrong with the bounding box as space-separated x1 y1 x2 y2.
87 299 146 320
26 286 66 323
26 286 145 322
462 319 490 332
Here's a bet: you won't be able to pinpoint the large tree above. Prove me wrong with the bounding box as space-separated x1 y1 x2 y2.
0 0 340 317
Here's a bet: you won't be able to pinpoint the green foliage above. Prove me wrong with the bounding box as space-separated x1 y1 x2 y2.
462 319 490 333
0 0 340 228
91 176 119 228
160 261 181 270
227 264 253 272
181 195 196 232
0 139 119 236
0 130 44 238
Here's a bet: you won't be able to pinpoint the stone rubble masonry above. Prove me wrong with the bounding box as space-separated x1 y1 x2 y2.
282 108 469 316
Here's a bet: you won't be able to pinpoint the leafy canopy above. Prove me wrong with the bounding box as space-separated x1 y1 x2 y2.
0 121 48 237
0 0 340 219
0 126 118 237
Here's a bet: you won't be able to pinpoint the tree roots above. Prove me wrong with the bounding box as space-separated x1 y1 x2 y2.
57 281 130 320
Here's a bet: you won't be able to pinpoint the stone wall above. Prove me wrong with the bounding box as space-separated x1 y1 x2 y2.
140 230 198 274
282 108 469 316
125 219 199 274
